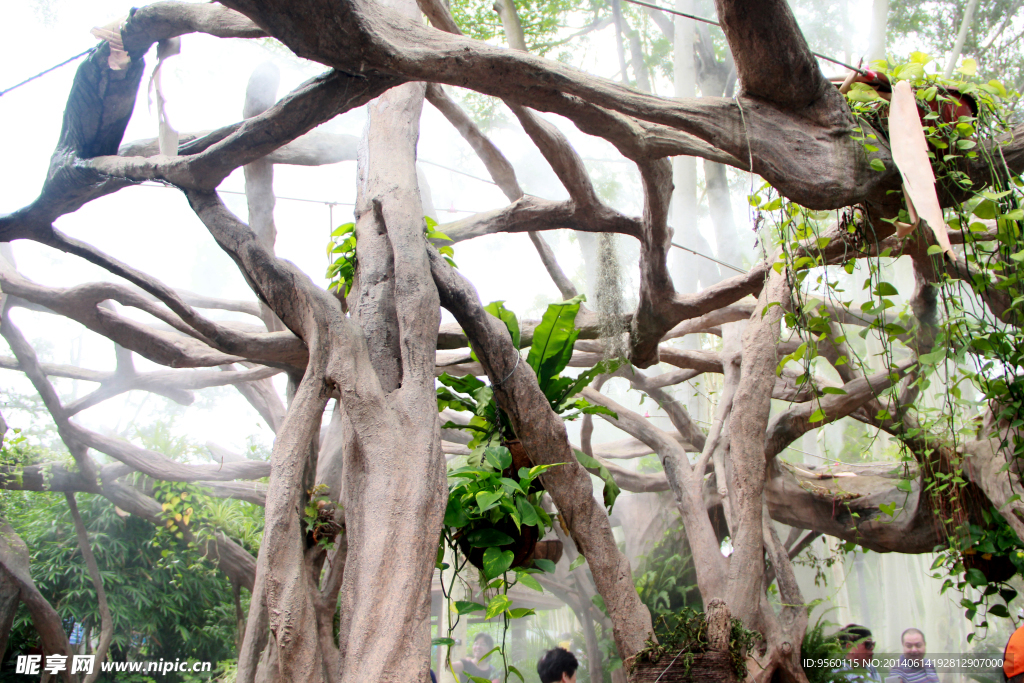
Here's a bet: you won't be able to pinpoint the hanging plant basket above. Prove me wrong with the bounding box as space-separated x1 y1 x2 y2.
962 548 1016 583
457 517 539 573
530 540 563 564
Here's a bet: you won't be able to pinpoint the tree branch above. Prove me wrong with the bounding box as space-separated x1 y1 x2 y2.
65 493 112 683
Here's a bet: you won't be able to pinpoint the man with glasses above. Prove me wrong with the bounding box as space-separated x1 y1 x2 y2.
838 624 881 683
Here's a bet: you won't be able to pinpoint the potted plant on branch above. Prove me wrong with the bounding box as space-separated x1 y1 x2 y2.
437 295 623 507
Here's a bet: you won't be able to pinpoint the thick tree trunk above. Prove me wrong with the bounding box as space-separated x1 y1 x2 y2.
725 272 788 626
334 79 445 682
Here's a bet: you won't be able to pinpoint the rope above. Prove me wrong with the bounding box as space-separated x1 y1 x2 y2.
619 0 869 75
0 48 94 98
652 648 688 683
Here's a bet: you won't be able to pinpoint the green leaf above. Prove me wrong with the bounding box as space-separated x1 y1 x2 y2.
516 571 543 592
821 387 847 395
484 301 521 347
475 490 504 513
466 528 514 547
438 372 486 395
573 449 621 512
965 568 988 588
974 200 998 219
869 158 886 172
874 281 898 297
516 496 540 527
527 463 564 478
508 607 536 619
485 592 512 618
532 558 556 573
526 295 585 390
500 477 526 496
331 222 355 237
570 555 586 571
436 387 477 413
508 665 525 682
454 601 486 615
484 446 512 471
431 637 456 646
553 358 626 408
879 502 897 517
809 409 826 423
989 604 1011 618
483 548 514 579
896 479 913 493
578 403 618 418
444 496 470 528
927 245 944 255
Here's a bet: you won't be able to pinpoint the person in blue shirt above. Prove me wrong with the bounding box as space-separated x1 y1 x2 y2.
837 624 881 683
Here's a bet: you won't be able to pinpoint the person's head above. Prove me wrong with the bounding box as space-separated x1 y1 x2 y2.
1003 625 1024 683
838 624 875 665
537 647 578 683
472 633 494 660
901 628 926 657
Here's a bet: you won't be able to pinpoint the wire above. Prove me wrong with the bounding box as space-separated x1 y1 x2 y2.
619 0 869 76
419 159 498 186
137 182 485 213
0 48 94 98
670 241 746 274
648 413 890 466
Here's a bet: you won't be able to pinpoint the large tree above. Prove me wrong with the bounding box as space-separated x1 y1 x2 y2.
2 0 1024 682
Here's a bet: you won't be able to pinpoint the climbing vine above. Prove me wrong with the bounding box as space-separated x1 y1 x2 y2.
751 53 1024 635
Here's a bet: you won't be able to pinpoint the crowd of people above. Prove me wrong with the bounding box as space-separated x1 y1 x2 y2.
437 620 1024 683
838 623 1024 683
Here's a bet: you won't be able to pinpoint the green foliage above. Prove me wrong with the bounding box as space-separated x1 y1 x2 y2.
633 517 701 621
800 617 853 683
325 222 356 296
154 481 213 549
302 484 342 550
443 445 558 573
326 216 454 297
572 449 620 513
751 53 1024 641
0 491 244 677
437 445 561 682
449 0 587 55
889 0 1024 96
930 508 1023 636
630 609 761 680
439 296 623 455
439 297 624 514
